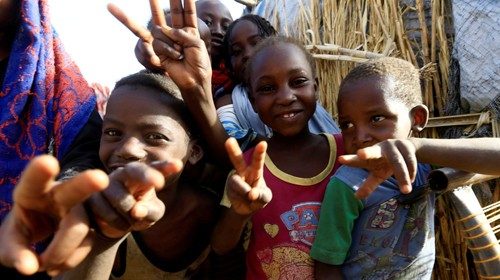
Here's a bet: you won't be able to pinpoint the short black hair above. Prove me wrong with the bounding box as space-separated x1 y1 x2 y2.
114 71 198 138
223 14 277 74
340 57 423 107
243 35 317 90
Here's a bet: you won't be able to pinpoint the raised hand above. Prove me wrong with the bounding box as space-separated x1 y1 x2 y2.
224 138 272 215
338 139 417 199
0 155 109 276
86 160 183 239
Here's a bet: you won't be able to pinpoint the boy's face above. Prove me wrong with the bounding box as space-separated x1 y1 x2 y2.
229 20 264 82
196 0 233 60
99 85 192 173
338 77 414 154
249 43 317 137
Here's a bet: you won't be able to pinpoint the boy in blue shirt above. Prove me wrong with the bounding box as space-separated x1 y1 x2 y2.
311 57 500 279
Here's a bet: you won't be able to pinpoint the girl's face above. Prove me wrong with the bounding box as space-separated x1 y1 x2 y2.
337 77 414 154
249 42 317 137
228 20 264 82
99 85 193 173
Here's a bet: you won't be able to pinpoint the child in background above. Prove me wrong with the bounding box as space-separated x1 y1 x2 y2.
211 36 344 279
195 0 235 97
215 15 339 150
311 57 500 279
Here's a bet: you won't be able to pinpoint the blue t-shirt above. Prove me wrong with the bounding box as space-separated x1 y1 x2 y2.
312 164 435 279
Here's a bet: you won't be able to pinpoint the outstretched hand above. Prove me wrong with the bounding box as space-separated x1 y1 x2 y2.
86 160 183 239
339 139 418 199
0 155 109 276
224 138 272 216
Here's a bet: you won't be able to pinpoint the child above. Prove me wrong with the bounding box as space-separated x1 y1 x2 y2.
81 70 219 279
310 57 500 279
215 15 340 150
211 36 345 279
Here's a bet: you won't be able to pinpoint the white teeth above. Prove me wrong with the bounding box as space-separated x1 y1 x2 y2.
283 113 296 118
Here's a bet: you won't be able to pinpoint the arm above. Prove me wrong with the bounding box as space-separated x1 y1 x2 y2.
54 234 127 280
339 137 500 198
311 179 363 280
211 138 272 254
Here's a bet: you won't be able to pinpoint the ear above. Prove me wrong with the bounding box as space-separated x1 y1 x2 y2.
409 105 429 132
187 141 204 165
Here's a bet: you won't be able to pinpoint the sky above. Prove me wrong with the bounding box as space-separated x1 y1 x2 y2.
49 0 245 90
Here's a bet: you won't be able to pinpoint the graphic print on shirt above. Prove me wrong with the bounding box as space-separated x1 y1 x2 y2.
280 201 321 246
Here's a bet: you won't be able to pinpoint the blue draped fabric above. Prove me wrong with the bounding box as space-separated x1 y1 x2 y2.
0 0 96 222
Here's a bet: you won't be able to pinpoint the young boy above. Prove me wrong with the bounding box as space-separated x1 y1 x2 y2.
311 57 500 279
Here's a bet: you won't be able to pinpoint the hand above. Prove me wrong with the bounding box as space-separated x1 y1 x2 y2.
224 138 272 216
107 3 162 71
0 155 109 276
86 160 183 239
338 139 418 199
150 0 212 93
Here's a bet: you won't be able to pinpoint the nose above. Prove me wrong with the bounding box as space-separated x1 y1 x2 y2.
354 126 373 147
116 136 147 161
211 23 224 38
276 85 296 105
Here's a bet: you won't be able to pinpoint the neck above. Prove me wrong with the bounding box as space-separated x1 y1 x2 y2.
268 129 315 150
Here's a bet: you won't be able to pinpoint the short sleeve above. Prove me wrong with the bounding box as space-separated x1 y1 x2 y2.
310 177 363 265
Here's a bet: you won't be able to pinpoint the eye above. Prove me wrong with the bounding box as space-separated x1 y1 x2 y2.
103 129 121 137
231 46 242 57
145 132 169 144
291 77 309 87
371 115 386 123
339 121 354 130
256 84 276 95
202 19 212 27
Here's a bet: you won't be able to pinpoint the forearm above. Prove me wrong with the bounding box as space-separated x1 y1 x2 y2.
410 137 500 175
54 234 127 280
182 85 230 167
211 208 250 255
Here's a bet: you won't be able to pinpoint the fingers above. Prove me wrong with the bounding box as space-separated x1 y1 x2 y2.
13 155 60 204
226 174 252 201
111 162 166 195
107 3 153 42
87 192 131 238
149 159 183 190
182 0 198 28
149 0 167 27
225 138 247 176
51 169 109 217
39 205 90 273
354 174 386 199
169 0 185 29
0 213 40 275
129 197 165 231
246 141 267 185
152 26 183 60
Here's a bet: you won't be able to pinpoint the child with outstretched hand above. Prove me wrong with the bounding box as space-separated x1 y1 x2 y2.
311 57 500 279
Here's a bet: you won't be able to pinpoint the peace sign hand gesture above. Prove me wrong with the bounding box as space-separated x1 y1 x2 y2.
224 138 272 216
